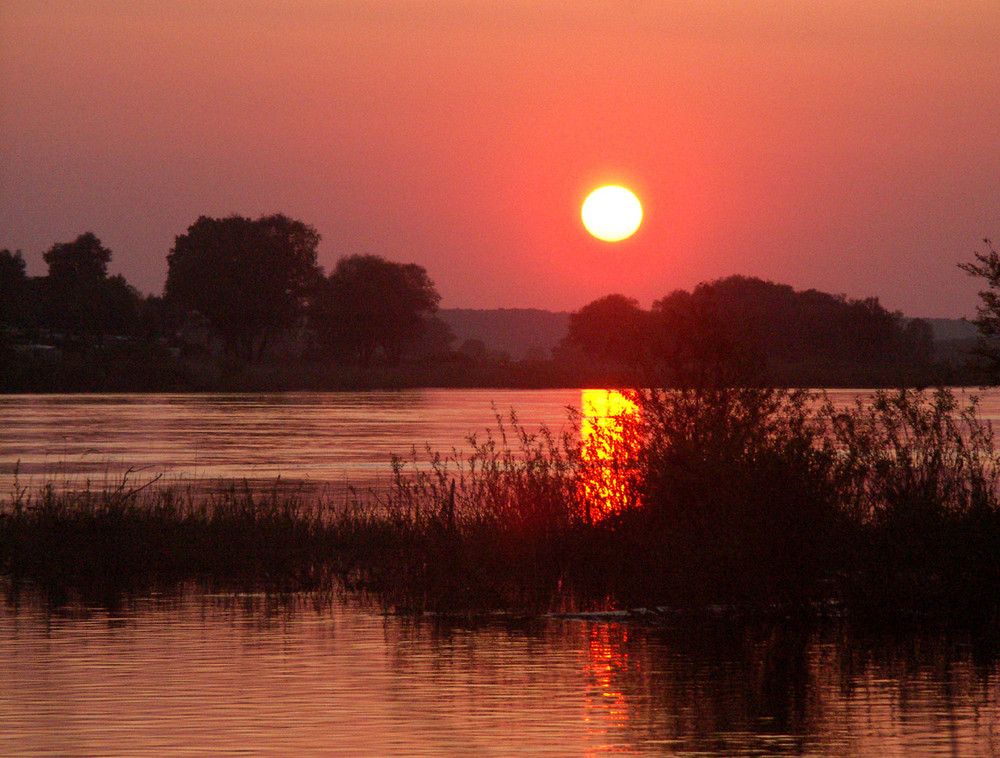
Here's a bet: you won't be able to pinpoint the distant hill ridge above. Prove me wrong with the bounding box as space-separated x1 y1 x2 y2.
925 318 976 342
438 308 570 360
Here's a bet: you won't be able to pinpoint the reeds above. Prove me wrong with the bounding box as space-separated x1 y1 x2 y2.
823 388 1000 618
3 387 1000 620
333 411 588 612
0 474 342 605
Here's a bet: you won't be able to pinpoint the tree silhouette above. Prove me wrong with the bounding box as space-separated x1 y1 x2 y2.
165 214 322 360
0 249 28 328
903 317 934 368
559 276 929 386
314 254 441 365
41 232 128 336
651 287 765 387
410 315 455 359
560 294 649 366
959 238 1000 379
43 232 110 282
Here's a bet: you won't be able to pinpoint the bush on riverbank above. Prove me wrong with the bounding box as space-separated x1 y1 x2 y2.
626 386 1000 620
3 387 1000 621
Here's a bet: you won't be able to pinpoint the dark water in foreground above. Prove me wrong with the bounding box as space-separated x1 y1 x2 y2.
2 595 997 757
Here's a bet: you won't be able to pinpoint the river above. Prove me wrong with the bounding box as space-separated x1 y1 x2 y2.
1 593 997 757
1 389 588 496
4 387 998 495
2 389 999 756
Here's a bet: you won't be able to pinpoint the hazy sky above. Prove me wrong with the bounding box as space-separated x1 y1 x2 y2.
2 1 998 315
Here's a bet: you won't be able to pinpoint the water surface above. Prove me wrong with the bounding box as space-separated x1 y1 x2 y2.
0 389 584 495
4 388 999 756
1 595 997 757
4 388 996 496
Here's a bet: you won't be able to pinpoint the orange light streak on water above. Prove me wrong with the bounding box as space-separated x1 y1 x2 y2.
579 389 641 521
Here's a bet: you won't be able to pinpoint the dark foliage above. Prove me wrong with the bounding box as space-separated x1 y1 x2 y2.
960 238 1000 381
0 476 342 605
559 276 937 386
312 254 442 365
0 219 979 390
600 387 838 607
38 233 144 337
562 294 648 366
0 249 29 329
43 231 110 281
165 214 322 360
6 387 1000 623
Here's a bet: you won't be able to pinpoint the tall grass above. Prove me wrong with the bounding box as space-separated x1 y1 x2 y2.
3 387 1000 620
598 387 1000 617
591 387 842 608
823 388 1000 617
337 411 588 612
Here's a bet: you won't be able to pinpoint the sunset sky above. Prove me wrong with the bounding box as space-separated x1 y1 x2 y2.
2 1 998 316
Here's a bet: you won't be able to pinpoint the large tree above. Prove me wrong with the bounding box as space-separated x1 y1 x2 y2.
165 214 321 360
315 254 441 365
560 294 649 366
651 276 928 385
41 232 138 336
43 231 110 282
651 287 764 386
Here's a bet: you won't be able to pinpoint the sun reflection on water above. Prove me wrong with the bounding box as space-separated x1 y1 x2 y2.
583 624 631 738
580 389 641 522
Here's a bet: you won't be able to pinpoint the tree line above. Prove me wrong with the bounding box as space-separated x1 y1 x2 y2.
1 214 451 379
1 215 994 390
556 276 943 386
1 233 152 342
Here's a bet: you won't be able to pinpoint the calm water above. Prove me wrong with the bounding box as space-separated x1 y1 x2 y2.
0 389 587 496
4 388 999 496
1 594 998 757
3 389 1000 756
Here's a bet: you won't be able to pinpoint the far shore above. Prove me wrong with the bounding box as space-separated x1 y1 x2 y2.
0 351 984 395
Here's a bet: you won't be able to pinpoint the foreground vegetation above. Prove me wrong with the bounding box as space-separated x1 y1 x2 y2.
4 386 1000 623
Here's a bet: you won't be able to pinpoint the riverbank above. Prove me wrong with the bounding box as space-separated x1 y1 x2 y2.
0 341 981 393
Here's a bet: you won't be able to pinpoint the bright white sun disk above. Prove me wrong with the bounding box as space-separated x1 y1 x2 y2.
581 186 642 242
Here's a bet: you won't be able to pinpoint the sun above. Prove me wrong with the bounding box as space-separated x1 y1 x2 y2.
581 186 642 242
